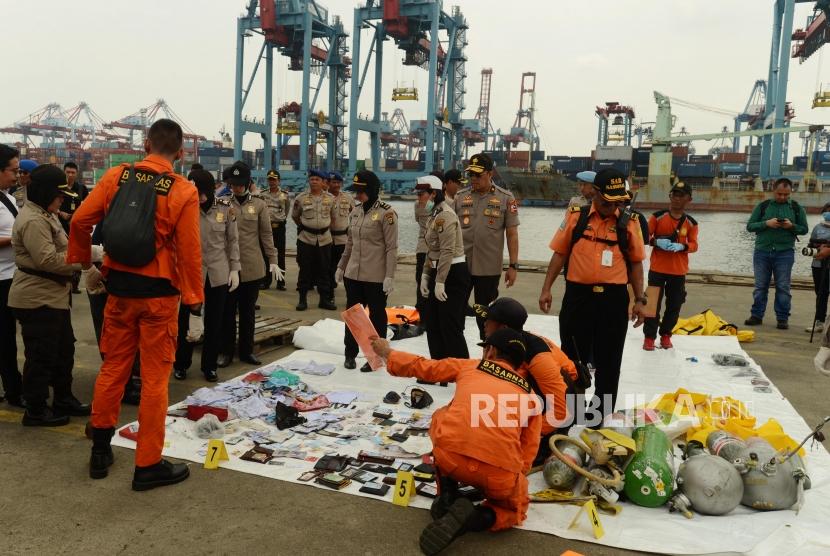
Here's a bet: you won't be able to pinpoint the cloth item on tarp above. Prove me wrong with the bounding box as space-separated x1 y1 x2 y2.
673 309 755 343
194 413 225 439
712 353 750 367
275 401 307 430
293 395 331 412
268 370 300 387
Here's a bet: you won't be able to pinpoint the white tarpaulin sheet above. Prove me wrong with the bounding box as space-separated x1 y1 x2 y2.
113 316 830 555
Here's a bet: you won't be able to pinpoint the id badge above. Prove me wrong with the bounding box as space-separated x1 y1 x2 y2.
601 249 613 267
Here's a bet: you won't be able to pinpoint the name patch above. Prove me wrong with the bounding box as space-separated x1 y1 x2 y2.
477 360 531 393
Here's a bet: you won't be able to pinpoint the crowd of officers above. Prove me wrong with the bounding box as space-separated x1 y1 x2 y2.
0 140 701 551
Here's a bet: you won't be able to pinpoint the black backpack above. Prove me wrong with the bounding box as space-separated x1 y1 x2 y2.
569 204 634 270
101 165 169 267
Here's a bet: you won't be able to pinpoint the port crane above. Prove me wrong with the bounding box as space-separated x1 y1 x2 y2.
501 72 540 152
596 102 635 146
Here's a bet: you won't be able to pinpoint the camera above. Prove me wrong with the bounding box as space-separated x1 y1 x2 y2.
803 247 820 257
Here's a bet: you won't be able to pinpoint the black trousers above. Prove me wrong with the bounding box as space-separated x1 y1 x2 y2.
559 282 629 422
330 242 346 294
643 271 687 339
176 278 227 373
467 274 500 340
14 306 74 410
415 252 427 318
426 262 471 359
221 279 259 359
262 222 286 288
343 278 388 359
812 265 830 323
0 279 21 399
296 240 332 297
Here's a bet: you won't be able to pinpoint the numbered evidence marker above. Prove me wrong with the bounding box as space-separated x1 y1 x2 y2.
204 439 229 470
567 499 604 539
392 470 415 507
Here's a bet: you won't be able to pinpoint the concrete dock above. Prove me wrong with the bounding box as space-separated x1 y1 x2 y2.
1 258 826 556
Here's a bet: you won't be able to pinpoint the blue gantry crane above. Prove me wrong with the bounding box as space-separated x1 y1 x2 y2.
233 0 349 187
347 0 468 189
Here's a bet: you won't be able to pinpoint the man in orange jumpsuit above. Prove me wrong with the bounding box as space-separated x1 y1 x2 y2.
476 297 585 463
67 119 203 490
372 328 541 555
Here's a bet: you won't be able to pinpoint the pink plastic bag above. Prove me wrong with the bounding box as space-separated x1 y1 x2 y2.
341 304 385 370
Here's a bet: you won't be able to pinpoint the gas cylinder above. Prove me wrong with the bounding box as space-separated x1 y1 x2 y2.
739 437 803 511
706 430 747 464
543 440 586 490
623 425 675 507
669 441 743 517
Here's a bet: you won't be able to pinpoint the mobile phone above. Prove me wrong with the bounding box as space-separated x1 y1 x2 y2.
777 217 785 222
359 482 390 496
396 462 414 472
372 408 393 419
416 482 438 498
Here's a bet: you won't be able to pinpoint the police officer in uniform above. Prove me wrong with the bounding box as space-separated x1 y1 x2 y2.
539 169 647 422
218 161 280 367
328 171 353 300
292 169 337 311
419 175 470 359
174 170 240 381
335 170 397 371
12 159 37 208
567 170 596 208
413 176 433 318
261 169 289 290
454 153 520 339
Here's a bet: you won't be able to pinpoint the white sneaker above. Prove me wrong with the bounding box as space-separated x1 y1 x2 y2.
806 321 825 333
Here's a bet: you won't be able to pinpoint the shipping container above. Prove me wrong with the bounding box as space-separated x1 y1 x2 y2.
671 146 690 159
633 148 651 165
634 164 650 177
506 150 530 161
717 163 747 174
530 150 545 161
677 162 715 178
813 151 830 163
717 152 747 164
592 160 632 174
595 145 634 162
401 160 421 171
507 159 530 168
793 156 808 171
689 155 714 163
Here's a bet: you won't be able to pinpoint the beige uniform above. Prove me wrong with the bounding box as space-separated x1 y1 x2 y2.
8 202 81 310
292 191 336 246
453 183 520 276
12 185 26 208
225 193 276 283
414 200 431 255
331 191 355 246
264 189 290 227
425 201 465 283
338 200 398 283
568 194 589 208
201 198 241 287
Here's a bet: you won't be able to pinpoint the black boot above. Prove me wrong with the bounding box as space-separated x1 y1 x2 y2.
430 477 459 520
22 406 69 427
89 427 115 479
296 292 308 311
132 459 190 491
52 394 91 416
419 498 477 556
318 296 336 310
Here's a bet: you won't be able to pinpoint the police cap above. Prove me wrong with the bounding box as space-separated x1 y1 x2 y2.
348 170 380 192
474 297 528 331
225 161 251 186
593 168 630 202
267 169 280 180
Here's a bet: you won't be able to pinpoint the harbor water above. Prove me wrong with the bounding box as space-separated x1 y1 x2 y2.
285 201 826 277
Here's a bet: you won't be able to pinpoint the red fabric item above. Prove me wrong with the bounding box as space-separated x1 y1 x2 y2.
186 405 229 422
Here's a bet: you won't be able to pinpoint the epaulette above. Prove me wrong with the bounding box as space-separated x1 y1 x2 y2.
457 186 472 195
630 212 639 221
378 201 391 210
686 214 698 226
216 197 231 206
569 205 582 213
652 209 668 218
493 184 511 195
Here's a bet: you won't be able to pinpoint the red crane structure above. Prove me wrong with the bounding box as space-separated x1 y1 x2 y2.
501 72 540 151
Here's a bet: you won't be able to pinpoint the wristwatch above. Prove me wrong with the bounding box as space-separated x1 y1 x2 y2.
508 263 518 270
635 296 648 305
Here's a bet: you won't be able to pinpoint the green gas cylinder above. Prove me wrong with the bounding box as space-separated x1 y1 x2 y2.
623 425 675 507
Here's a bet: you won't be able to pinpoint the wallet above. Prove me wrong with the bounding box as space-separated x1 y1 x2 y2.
314 455 349 472
358 450 396 465
359 482 390 496
315 473 351 490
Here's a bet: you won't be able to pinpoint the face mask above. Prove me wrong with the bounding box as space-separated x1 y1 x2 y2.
425 200 434 212
823 212 830 222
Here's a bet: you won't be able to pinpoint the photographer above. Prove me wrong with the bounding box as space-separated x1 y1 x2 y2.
806 202 830 334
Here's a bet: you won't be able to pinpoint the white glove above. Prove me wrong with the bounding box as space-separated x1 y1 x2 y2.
186 312 204 343
383 277 394 294
419 273 430 298
270 264 284 283
335 268 344 284
90 245 104 263
228 270 240 292
435 282 447 302
815 347 830 377
82 265 104 293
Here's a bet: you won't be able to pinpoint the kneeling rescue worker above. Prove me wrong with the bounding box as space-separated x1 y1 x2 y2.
68 119 203 490
372 329 541 555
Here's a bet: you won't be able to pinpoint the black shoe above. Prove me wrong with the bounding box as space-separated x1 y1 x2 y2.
72 287 81 295
255 304 261 311
203 369 218 382
744 316 763 326
5 394 25 409
344 357 356 369
89 427 115 479
132 459 190 491
259 283 269 290
240 354 262 366
277 283 286 291
296 294 308 311
360 362 373 373
216 354 231 368
22 407 70 427
430 478 459 520
777 320 789 330
173 368 187 380
52 395 91 416
419 498 476 556
122 388 141 406
318 298 337 310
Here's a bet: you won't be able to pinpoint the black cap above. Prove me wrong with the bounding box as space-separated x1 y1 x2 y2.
465 153 494 174
267 169 280 180
27 165 75 210
189 169 216 195
444 168 467 184
670 180 692 198
593 168 630 202
473 298 528 331
225 161 251 186
478 328 527 364
348 169 381 192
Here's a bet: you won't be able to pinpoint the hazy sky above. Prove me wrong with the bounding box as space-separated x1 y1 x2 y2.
2 0 828 159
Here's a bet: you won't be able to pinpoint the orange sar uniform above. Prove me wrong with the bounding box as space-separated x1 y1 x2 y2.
67 155 203 467
386 351 541 531
643 209 699 340
549 204 645 419
521 332 577 436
